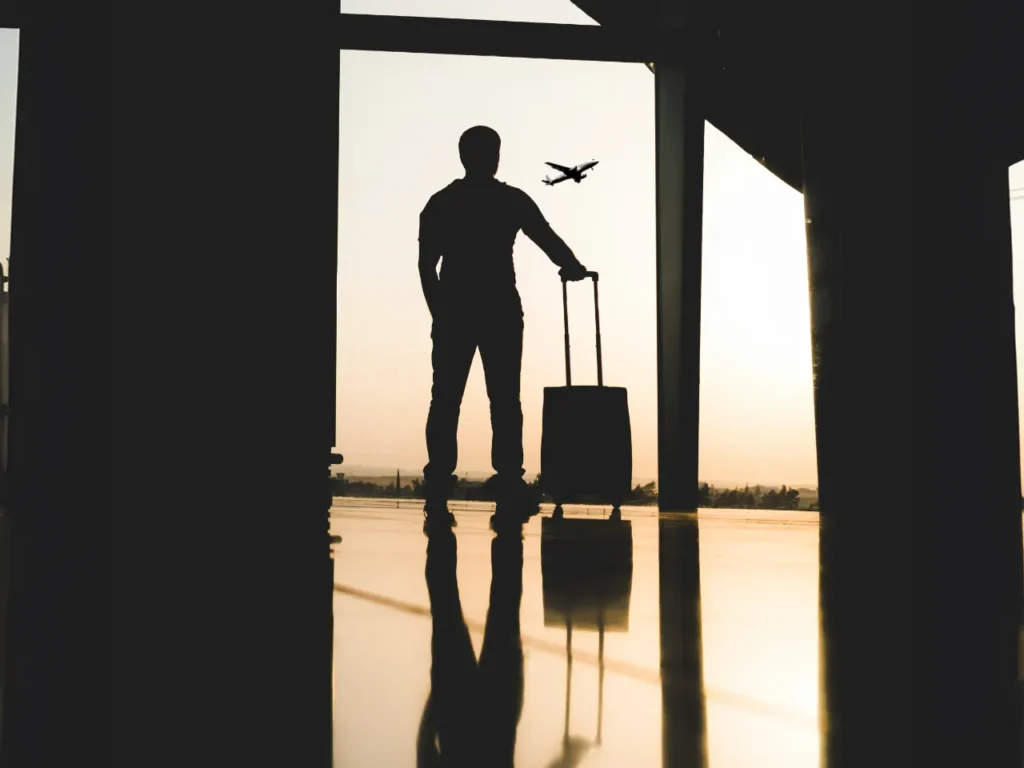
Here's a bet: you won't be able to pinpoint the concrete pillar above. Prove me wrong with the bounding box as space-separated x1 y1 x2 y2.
655 5 705 513
0 16 109 763
656 2 709 765
802 2 1022 763
103 3 338 765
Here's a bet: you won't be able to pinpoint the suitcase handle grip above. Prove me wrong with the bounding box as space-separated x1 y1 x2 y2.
560 271 600 282
560 271 603 387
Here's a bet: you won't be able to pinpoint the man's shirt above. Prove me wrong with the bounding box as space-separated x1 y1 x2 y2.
419 177 551 301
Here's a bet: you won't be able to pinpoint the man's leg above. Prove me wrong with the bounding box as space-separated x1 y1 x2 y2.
478 309 531 518
421 529 480 763
424 312 476 513
477 532 525 766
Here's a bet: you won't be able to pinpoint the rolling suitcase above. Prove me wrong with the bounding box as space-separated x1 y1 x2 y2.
540 272 632 518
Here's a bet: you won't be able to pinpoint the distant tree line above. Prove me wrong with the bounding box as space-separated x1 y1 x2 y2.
332 477 419 499
332 473 807 510
618 481 802 509
330 473 544 502
698 482 802 510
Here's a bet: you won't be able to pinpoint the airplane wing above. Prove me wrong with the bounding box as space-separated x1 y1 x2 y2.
546 162 572 173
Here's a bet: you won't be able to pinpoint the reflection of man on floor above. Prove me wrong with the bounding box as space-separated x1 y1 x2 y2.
417 528 525 768
418 125 588 529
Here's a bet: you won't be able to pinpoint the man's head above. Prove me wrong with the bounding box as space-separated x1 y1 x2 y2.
459 125 500 178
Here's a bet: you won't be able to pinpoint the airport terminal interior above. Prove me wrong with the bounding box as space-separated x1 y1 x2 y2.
0 1 1020 765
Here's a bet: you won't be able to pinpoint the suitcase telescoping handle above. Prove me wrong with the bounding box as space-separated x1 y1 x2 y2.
561 271 602 387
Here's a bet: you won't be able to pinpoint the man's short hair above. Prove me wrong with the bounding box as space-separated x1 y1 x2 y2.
459 126 500 175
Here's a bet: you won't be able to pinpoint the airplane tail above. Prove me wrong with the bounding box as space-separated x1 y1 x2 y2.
543 176 553 185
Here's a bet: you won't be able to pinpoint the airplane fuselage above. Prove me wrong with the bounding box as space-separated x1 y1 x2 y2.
543 159 599 186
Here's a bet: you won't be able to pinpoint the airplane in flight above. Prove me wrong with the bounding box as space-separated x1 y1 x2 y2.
542 159 599 185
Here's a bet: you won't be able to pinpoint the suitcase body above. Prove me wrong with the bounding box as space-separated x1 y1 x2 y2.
540 273 632 510
541 385 631 506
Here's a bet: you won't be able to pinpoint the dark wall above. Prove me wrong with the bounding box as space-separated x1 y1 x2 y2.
2 3 340 766
0 11 110 764
110 4 340 764
800 1 1023 764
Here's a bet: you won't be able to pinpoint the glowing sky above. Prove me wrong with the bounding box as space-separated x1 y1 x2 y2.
337 50 816 484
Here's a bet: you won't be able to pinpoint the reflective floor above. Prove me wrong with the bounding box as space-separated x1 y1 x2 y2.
332 500 821 767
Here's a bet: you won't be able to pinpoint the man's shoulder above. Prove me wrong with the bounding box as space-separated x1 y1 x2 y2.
497 182 545 227
430 180 462 200
424 178 536 211
496 182 542 217
421 181 460 215
497 180 531 201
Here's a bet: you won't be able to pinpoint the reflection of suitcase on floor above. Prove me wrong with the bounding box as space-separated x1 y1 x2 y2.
540 272 632 517
540 516 633 754
540 517 633 630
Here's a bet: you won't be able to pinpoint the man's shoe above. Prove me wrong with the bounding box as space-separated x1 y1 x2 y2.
423 502 456 533
489 509 526 536
499 477 541 518
490 495 537 535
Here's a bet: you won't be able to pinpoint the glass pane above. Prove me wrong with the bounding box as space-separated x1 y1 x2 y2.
337 50 652 486
1011 158 1024 488
0 29 17 482
699 123 818 495
340 0 600 25
0 29 17 276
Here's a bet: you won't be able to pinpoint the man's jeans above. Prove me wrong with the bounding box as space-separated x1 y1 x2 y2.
423 301 525 503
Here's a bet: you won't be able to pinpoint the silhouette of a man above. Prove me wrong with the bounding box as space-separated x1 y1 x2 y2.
419 126 588 527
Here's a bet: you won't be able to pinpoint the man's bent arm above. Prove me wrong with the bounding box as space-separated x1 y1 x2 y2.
419 203 443 314
419 242 442 315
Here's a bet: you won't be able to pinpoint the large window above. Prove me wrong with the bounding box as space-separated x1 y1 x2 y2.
0 29 17 480
335 49 819 500
0 29 17 275
699 125 818 494
336 50 656 484
1010 159 1024 487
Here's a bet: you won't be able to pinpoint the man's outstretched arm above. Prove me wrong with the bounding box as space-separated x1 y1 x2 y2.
520 196 587 279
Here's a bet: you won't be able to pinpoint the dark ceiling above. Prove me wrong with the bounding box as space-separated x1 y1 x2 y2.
571 0 1024 192
571 0 806 191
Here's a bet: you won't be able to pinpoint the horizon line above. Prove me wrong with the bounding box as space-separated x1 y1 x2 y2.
337 466 819 488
